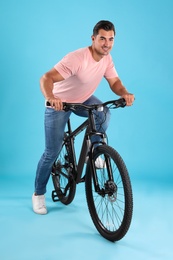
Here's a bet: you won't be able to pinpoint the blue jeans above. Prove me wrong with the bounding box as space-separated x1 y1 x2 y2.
34 95 111 195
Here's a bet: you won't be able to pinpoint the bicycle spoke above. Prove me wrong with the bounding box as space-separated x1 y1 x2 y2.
85 145 133 241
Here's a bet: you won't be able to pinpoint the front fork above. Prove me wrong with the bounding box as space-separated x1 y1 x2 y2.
87 133 109 193
89 153 115 198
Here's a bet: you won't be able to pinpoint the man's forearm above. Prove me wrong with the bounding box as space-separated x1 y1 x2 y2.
111 78 129 96
40 75 54 100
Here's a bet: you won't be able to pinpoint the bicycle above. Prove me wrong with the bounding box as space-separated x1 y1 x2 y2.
47 98 133 242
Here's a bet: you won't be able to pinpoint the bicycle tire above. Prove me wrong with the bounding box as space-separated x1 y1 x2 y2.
51 134 76 205
85 145 133 241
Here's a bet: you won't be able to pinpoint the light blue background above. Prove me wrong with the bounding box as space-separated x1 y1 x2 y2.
1 0 173 182
0 1 173 259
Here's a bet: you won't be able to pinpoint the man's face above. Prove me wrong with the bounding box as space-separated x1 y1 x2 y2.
92 29 115 57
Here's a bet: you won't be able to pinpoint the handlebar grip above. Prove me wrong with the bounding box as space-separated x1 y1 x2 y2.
46 101 69 111
114 98 126 108
46 101 51 106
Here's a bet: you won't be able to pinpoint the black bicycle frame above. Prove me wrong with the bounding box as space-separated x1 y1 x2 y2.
65 110 106 184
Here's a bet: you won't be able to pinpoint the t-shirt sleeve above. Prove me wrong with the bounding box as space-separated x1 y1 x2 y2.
104 55 119 79
54 52 79 79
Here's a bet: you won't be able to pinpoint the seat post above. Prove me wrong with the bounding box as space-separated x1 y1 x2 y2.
67 118 72 134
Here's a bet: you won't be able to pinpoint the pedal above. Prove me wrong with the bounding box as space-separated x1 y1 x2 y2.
52 190 60 202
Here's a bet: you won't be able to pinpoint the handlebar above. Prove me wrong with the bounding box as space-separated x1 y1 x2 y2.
46 98 126 112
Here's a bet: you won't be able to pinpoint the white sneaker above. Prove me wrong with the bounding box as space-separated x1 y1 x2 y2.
95 157 106 169
32 193 47 215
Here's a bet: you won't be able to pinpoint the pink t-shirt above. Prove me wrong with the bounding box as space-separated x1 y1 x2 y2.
53 47 118 103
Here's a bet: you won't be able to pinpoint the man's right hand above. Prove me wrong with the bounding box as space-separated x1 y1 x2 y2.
47 97 63 111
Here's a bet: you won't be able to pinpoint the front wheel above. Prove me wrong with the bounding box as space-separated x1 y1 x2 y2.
85 145 133 242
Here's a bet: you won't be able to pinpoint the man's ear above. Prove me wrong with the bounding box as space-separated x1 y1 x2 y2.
91 35 95 42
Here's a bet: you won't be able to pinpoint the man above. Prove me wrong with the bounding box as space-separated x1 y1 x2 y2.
32 20 135 214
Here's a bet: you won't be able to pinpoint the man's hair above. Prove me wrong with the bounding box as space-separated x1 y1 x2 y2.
93 20 115 36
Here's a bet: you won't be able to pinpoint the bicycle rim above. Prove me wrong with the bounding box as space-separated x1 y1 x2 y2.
85 145 133 241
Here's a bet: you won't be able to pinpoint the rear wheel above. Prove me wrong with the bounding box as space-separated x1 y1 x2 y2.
85 145 133 241
51 135 76 205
